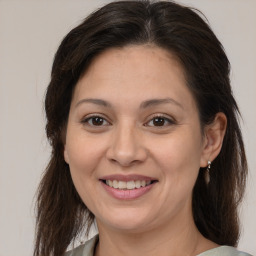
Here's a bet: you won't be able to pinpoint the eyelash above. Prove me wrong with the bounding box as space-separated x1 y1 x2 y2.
81 114 175 128
145 114 175 127
81 114 110 127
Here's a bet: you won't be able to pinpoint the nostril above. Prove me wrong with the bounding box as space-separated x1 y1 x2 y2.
106 137 148 167
108 157 139 167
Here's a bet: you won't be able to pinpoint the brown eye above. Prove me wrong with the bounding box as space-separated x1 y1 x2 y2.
153 117 166 126
82 115 110 126
146 116 174 127
91 117 104 126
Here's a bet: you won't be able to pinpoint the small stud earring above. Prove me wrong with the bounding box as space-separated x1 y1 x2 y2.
205 160 211 185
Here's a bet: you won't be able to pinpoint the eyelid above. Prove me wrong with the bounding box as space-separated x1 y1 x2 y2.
80 113 175 128
144 113 176 127
81 113 111 126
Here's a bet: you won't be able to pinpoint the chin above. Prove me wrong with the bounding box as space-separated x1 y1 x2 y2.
96 208 154 233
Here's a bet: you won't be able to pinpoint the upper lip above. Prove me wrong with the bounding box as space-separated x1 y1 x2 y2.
99 174 157 182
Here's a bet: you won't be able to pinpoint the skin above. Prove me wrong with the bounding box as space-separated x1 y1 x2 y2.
64 45 227 256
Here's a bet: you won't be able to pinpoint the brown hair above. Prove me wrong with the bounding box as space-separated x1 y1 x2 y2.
34 1 248 255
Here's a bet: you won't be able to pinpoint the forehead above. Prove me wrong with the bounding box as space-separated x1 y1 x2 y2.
72 45 196 112
81 45 184 85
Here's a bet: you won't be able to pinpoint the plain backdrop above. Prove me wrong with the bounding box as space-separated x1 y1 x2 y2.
0 1 255 255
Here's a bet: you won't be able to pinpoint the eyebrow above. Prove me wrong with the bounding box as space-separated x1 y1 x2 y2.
139 98 184 109
75 98 111 108
75 97 183 109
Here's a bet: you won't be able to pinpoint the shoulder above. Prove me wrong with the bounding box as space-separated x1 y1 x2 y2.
197 246 253 256
65 235 99 256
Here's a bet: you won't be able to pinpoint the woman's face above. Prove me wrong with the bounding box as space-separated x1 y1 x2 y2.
64 45 209 233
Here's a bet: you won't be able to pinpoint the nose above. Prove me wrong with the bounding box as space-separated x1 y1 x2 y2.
106 123 148 167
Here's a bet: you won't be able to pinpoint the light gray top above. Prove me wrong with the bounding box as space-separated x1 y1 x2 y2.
66 235 253 256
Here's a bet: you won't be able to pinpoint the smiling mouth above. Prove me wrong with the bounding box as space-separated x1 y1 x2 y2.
101 180 158 190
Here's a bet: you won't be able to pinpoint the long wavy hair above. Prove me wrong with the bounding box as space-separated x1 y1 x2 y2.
34 1 248 255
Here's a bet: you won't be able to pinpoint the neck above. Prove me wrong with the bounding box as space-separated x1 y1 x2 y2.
95 209 217 256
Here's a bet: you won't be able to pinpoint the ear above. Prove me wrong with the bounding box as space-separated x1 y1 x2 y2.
200 112 227 167
64 144 70 164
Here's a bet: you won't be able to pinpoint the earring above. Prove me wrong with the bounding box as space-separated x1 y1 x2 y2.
205 160 211 185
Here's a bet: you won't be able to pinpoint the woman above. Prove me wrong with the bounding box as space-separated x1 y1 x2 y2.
34 1 251 256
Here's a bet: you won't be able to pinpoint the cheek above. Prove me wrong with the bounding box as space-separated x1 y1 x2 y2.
65 134 107 208
151 131 203 186
66 131 107 172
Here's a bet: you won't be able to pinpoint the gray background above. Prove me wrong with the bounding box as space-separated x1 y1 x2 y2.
0 0 255 255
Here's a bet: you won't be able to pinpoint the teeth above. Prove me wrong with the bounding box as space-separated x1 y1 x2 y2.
106 180 152 190
127 181 135 189
113 180 118 189
118 181 126 189
135 180 141 188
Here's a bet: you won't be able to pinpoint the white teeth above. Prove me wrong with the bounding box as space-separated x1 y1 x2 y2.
127 181 135 189
113 180 118 189
105 180 152 190
118 181 126 189
135 180 141 188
